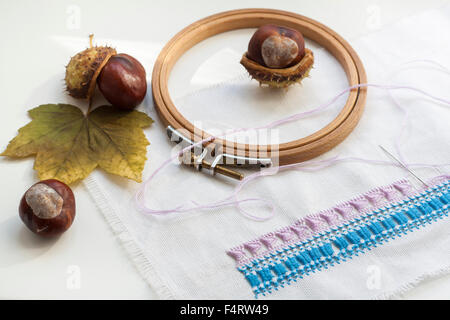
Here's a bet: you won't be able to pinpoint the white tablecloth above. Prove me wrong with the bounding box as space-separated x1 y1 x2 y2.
86 5 450 299
1 0 449 299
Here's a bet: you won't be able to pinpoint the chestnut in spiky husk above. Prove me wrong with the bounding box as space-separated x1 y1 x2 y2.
19 179 75 237
65 35 116 100
65 35 147 109
241 24 314 88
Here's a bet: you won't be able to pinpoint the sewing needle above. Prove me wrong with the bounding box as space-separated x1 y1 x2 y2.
379 145 429 188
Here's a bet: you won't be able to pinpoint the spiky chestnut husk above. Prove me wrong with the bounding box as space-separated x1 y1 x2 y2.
241 48 314 88
65 38 116 100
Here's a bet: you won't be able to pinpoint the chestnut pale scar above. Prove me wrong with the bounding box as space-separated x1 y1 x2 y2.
261 35 299 68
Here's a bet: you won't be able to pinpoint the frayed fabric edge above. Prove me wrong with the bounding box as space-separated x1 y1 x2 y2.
229 178 450 298
375 265 450 300
83 175 176 300
83 173 450 300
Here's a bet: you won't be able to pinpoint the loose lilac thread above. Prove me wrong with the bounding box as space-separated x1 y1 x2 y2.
135 61 450 220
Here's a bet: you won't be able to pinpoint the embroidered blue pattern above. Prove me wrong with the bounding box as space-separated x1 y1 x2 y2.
232 180 450 298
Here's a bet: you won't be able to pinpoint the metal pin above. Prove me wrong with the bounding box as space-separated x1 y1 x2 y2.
167 126 272 181
379 145 429 188
201 158 244 180
183 152 244 181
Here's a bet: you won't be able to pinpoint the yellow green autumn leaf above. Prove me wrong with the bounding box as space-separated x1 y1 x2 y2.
1 104 153 184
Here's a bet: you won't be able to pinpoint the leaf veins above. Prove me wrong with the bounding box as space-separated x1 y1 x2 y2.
1 104 153 184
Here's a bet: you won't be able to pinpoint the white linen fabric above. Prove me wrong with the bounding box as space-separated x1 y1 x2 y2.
84 6 450 299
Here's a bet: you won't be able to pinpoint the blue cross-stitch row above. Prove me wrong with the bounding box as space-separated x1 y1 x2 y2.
237 180 450 298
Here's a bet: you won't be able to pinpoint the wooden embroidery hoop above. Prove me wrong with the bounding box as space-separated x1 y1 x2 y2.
152 8 367 166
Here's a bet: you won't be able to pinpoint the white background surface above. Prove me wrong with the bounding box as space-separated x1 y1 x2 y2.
1 0 449 299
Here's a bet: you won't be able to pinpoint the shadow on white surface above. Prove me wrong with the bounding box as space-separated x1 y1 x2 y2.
0 216 57 268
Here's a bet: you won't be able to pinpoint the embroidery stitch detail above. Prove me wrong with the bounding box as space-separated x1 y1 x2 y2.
227 178 450 298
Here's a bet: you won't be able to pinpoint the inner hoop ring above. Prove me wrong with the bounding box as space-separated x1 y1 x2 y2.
152 8 367 165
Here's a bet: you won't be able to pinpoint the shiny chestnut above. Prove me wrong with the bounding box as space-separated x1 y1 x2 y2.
97 53 147 109
247 24 305 69
19 179 75 237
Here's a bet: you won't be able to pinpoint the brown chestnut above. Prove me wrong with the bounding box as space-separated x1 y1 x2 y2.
247 24 305 69
19 179 75 237
97 53 147 110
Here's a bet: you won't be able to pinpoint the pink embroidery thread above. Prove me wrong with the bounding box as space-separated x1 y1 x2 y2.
227 178 421 266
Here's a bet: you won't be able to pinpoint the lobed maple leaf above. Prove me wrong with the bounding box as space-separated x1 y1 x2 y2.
1 104 153 184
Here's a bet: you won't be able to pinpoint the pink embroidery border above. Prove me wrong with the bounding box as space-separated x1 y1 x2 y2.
227 178 419 267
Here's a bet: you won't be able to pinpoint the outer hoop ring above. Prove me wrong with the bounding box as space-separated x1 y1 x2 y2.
152 8 367 165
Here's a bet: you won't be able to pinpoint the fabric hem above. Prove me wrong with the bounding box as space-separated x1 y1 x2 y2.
230 178 449 298
83 175 176 300
376 265 450 299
